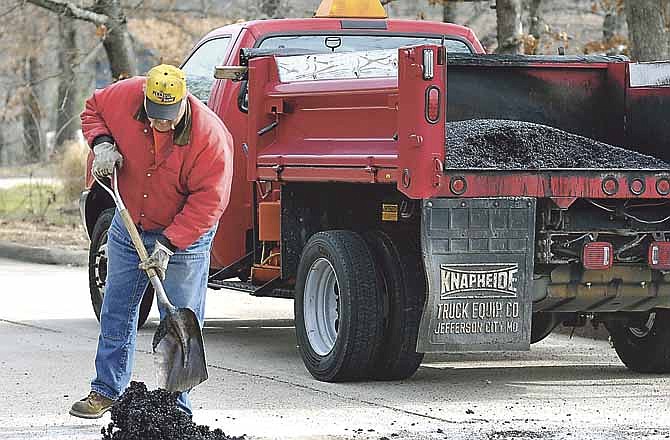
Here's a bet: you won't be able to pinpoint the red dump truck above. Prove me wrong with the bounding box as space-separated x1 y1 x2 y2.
81 0 670 382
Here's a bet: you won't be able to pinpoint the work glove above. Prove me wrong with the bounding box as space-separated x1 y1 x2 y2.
92 142 123 178
139 236 175 280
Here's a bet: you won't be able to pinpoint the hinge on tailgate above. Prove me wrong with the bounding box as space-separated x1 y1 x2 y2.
364 166 378 183
273 164 284 180
408 133 424 147
365 157 378 183
432 156 443 187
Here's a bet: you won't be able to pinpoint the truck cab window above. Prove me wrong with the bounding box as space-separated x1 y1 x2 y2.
181 36 231 103
258 35 472 54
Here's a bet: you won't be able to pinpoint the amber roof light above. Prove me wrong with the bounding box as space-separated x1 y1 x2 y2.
315 0 387 19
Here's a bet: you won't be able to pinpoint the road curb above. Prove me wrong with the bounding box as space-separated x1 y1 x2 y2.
0 241 87 267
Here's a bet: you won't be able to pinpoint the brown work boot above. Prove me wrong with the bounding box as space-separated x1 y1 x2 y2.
69 391 115 419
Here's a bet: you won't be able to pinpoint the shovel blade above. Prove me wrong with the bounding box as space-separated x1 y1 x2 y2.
152 308 208 392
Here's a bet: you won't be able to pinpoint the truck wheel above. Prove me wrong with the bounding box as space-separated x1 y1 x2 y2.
530 312 560 344
294 231 384 382
364 230 425 380
88 208 153 329
606 310 670 373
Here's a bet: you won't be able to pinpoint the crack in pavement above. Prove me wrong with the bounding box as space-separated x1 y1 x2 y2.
1 320 539 427
205 363 513 426
0 318 63 333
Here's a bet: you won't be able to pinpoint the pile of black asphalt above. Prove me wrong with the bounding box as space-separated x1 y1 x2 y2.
445 119 670 169
101 382 244 440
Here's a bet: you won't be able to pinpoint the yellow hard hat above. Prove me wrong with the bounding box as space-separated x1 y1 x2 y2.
145 64 187 120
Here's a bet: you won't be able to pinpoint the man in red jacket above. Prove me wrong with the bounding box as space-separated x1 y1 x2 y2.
70 64 233 419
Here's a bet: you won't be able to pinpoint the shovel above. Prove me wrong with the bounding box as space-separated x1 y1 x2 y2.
95 168 208 392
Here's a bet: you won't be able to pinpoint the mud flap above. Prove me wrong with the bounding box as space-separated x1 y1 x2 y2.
417 197 536 353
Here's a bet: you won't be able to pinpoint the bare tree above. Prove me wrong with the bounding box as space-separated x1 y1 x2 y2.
625 0 670 62
261 0 281 17
24 0 137 80
55 15 79 148
602 0 624 41
496 0 523 54
443 1 457 23
22 56 44 162
526 0 542 41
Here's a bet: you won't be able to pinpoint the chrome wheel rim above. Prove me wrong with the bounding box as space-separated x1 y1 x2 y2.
303 258 340 356
94 232 108 294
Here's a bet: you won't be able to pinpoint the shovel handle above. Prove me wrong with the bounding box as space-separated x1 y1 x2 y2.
117 209 150 267
94 169 176 314
116 209 177 313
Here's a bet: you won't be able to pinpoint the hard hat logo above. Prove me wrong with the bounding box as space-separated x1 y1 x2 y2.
152 89 177 104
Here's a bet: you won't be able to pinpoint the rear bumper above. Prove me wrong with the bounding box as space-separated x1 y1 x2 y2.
532 266 670 313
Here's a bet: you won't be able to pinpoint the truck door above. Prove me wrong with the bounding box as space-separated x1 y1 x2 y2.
181 32 256 271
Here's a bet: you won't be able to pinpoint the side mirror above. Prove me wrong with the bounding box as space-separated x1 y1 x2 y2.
214 66 248 81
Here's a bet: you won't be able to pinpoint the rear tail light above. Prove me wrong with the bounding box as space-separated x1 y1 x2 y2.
649 241 670 270
602 177 619 196
656 178 670 196
629 178 645 195
583 242 613 270
425 86 441 124
449 176 467 195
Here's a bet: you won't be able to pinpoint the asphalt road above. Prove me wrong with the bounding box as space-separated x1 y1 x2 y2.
1 257 670 440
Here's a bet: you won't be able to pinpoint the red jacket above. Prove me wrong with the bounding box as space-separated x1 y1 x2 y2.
81 77 234 250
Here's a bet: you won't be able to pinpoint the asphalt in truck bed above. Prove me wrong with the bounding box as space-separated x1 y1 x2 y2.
445 119 670 169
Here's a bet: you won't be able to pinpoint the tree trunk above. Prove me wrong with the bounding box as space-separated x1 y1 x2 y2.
25 0 138 81
603 1 624 40
625 0 669 62
496 0 523 54
93 0 137 80
261 0 281 18
56 16 79 149
527 0 542 40
443 1 457 23
603 13 617 41
22 56 43 163
0 119 5 166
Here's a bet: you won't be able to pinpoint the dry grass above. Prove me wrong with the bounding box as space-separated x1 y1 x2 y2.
0 163 60 178
0 219 87 250
0 182 88 249
57 140 89 204
0 141 89 249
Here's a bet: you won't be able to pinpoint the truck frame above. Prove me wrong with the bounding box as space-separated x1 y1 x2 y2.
81 4 670 382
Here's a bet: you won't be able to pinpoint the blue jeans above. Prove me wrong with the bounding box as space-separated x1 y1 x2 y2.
91 211 214 415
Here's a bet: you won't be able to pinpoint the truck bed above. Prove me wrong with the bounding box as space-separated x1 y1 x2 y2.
246 44 670 200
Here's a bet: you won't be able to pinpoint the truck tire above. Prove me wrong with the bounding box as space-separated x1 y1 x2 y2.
530 312 560 344
606 310 670 373
364 230 425 380
88 208 153 329
294 230 384 382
